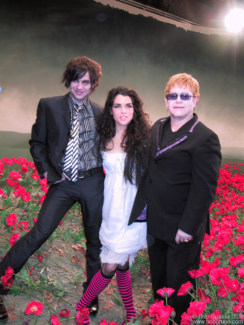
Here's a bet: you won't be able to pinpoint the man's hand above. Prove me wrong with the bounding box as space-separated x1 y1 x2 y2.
43 171 48 179
175 229 193 244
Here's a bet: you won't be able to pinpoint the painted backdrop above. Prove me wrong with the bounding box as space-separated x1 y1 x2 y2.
0 0 243 156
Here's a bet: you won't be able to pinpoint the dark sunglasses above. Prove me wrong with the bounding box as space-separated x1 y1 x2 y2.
166 93 194 101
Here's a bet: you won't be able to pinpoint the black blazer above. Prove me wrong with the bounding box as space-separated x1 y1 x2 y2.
129 114 221 242
29 93 102 184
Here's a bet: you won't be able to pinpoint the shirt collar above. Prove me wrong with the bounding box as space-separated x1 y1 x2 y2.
68 93 90 110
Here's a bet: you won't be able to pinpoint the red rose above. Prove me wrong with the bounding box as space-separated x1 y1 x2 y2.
40 195 46 204
19 157 27 164
9 170 22 180
50 315 61 325
1 266 14 289
149 300 165 318
21 164 29 174
187 301 207 318
157 287 175 298
209 267 229 286
99 319 108 325
180 312 192 325
59 308 70 318
39 178 47 186
206 310 221 325
229 254 243 267
25 301 44 315
235 235 244 246
177 281 193 296
75 307 89 325
238 267 244 278
21 190 31 202
38 255 44 262
2 157 14 165
9 233 19 246
31 174 40 181
6 213 17 227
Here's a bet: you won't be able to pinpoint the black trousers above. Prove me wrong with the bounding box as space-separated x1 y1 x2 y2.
0 171 104 294
148 235 201 324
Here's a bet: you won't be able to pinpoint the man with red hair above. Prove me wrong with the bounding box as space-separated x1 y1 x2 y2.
130 73 221 323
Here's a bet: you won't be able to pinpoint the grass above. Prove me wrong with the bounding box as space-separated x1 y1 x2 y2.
0 131 244 170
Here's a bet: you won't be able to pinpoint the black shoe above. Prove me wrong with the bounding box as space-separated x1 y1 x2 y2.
0 296 8 320
88 297 99 316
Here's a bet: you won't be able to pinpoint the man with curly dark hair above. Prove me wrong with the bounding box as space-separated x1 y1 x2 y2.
0 56 104 318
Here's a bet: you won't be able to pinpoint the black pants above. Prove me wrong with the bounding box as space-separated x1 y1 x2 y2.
0 171 104 294
148 235 201 324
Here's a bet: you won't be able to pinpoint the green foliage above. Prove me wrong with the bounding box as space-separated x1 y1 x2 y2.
113 292 123 307
71 228 86 245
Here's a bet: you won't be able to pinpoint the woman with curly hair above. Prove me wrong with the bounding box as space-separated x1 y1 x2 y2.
76 86 151 324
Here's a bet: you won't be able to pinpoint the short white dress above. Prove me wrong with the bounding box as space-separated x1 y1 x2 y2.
99 151 147 266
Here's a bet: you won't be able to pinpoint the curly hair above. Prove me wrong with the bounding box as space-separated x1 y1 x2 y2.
97 86 151 186
62 56 102 92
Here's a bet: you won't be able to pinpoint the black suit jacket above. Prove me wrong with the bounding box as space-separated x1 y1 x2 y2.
29 93 102 184
129 114 221 242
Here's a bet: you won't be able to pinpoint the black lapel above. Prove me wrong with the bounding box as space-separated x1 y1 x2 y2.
61 93 71 128
155 114 200 158
90 100 102 123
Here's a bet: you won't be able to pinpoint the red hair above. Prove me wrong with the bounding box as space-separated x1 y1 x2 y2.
164 73 200 98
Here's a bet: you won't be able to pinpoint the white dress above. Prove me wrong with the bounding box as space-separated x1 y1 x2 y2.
99 151 147 266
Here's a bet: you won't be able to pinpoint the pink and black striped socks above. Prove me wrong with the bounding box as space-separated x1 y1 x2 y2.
76 269 112 311
116 268 136 323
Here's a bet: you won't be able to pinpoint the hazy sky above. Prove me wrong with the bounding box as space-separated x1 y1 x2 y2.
0 0 244 150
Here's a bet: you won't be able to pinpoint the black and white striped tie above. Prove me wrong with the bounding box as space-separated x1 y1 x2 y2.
63 104 82 181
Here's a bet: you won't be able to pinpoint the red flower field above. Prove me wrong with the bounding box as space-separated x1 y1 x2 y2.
0 157 243 324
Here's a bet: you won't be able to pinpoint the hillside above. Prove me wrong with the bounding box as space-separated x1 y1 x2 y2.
0 131 31 159
0 131 243 165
